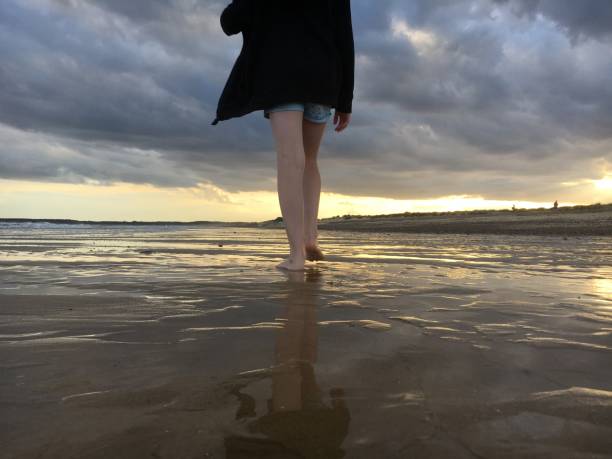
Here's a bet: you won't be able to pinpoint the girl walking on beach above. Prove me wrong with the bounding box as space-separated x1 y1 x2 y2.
212 0 355 271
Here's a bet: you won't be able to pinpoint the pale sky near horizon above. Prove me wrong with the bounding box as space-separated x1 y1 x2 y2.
1 0 611 221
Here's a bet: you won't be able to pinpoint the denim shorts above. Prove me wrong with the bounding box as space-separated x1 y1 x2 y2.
264 102 332 124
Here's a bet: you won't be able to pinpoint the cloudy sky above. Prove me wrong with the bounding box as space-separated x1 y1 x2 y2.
1 0 611 221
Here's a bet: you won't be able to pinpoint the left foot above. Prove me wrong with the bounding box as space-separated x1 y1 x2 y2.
276 255 306 271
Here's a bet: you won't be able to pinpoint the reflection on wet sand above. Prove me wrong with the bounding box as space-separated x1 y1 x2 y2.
1 224 611 457
225 270 350 458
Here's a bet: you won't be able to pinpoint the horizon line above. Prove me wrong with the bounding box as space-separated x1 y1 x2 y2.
1 202 610 225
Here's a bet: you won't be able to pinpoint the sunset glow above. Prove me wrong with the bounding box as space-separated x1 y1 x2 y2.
1 179 595 222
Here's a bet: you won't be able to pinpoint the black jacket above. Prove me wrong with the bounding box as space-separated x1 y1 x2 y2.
211 0 354 125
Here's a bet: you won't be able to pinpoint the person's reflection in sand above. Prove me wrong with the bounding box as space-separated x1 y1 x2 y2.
225 269 351 458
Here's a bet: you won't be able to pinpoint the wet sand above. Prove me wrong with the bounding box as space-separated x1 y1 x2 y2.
1 224 611 458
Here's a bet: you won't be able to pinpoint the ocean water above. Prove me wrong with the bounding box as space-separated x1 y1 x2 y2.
1 224 611 457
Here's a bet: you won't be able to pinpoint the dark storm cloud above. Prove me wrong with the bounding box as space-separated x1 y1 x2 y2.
0 0 611 202
491 0 612 42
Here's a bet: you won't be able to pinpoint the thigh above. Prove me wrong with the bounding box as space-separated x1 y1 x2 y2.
303 103 332 124
302 117 327 161
269 111 304 158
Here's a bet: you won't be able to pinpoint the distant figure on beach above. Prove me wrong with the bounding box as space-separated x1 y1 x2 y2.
512 204 516 211
213 0 355 271
553 200 558 210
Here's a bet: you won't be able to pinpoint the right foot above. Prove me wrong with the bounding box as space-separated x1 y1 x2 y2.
304 243 325 261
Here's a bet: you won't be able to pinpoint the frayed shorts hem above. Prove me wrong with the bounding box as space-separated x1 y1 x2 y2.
264 102 332 124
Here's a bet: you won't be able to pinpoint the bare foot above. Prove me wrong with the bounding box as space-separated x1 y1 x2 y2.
304 243 325 261
276 255 305 271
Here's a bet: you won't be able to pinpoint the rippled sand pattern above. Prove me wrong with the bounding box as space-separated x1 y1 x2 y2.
1 224 611 458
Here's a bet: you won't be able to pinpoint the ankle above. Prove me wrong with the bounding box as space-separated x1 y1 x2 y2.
304 234 318 245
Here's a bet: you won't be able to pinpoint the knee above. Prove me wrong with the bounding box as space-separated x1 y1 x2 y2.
278 150 305 172
304 156 318 169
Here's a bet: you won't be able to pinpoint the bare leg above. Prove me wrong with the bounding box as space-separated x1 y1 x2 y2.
270 111 306 271
302 118 327 261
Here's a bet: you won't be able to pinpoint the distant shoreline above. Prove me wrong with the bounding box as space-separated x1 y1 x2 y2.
0 218 256 227
2 202 611 236
310 203 612 237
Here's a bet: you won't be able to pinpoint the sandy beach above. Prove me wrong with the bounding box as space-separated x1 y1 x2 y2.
266 203 612 237
1 223 611 458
